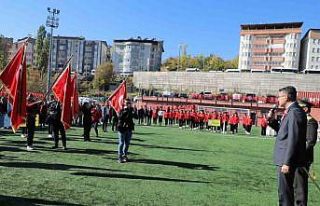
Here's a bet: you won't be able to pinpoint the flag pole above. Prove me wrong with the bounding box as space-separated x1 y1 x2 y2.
44 55 73 99
303 167 320 193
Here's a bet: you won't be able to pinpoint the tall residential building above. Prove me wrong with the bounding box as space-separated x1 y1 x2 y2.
0 36 13 61
9 37 36 66
50 36 109 75
112 37 164 75
238 22 302 72
300 29 320 73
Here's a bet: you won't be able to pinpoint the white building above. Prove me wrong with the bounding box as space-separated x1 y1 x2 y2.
238 22 302 72
112 37 164 75
300 29 320 73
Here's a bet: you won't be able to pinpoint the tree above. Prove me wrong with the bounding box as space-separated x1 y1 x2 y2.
225 56 239 69
206 55 225 71
35 25 49 77
93 62 114 90
162 57 179 71
0 35 8 70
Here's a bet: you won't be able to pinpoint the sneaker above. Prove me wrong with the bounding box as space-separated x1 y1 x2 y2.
117 158 125 163
51 146 58 149
122 156 128 162
26 146 33 151
21 134 26 138
48 134 52 138
62 146 67 150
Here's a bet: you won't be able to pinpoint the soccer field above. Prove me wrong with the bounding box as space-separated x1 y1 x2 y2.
0 125 319 206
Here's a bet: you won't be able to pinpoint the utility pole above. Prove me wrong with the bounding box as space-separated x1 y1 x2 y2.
46 7 60 94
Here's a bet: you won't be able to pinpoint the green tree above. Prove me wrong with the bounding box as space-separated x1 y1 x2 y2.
0 35 8 70
162 57 179 71
35 25 49 77
93 62 114 90
206 55 225 71
225 56 239 69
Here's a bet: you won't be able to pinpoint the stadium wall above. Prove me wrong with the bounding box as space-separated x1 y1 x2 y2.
133 72 320 95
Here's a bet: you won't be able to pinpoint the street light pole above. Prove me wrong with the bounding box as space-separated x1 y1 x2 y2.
46 7 60 94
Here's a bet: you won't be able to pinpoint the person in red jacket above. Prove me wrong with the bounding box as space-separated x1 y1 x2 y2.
260 114 268 136
190 109 196 130
198 110 205 130
152 106 158 125
221 112 229 134
164 108 170 126
229 112 240 134
184 110 190 129
91 103 102 137
178 110 185 128
242 113 253 135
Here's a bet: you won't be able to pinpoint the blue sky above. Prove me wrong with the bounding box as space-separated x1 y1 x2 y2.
0 0 319 60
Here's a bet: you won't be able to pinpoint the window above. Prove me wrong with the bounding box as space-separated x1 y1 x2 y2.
313 48 316 53
312 57 315 62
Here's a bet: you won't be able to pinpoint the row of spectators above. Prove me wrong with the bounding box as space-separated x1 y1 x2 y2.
133 104 276 136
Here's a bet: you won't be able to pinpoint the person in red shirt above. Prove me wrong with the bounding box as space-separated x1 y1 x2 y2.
178 110 185 128
221 112 229 134
242 113 253 135
198 110 205 130
91 103 102 137
190 109 196 130
152 106 158 125
164 108 170 126
229 112 240 134
260 114 268 136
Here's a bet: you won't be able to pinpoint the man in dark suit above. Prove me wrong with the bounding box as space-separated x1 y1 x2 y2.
268 86 308 206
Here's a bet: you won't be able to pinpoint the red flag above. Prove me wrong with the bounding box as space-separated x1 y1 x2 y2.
52 67 68 103
71 73 79 119
108 81 127 114
52 64 72 129
0 44 27 132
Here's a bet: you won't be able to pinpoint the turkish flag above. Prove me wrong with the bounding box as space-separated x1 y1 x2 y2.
108 81 127 114
0 44 27 132
52 64 72 129
71 73 79 119
52 66 68 103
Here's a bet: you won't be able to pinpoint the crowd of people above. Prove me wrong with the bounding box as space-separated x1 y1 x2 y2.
133 104 273 136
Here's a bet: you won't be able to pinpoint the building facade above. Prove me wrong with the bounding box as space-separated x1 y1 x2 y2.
8 37 36 66
300 29 320 73
238 22 302 72
50 36 109 75
112 37 164 75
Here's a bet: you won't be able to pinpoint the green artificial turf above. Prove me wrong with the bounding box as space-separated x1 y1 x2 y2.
0 125 319 206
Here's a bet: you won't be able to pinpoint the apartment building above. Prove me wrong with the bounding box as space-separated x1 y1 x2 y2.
8 37 36 66
238 22 302 72
50 36 109 75
300 29 320 73
112 37 164 75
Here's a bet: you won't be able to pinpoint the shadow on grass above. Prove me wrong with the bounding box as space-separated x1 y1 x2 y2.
0 146 40 153
131 142 214 153
72 172 210 183
0 195 84 206
132 158 219 171
0 161 121 172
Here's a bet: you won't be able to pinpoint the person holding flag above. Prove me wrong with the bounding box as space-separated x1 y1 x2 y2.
107 80 135 163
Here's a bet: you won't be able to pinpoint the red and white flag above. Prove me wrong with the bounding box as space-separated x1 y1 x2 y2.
108 81 127 114
52 63 72 129
0 44 27 132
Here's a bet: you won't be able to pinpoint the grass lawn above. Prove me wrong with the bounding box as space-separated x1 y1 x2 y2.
0 125 319 206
